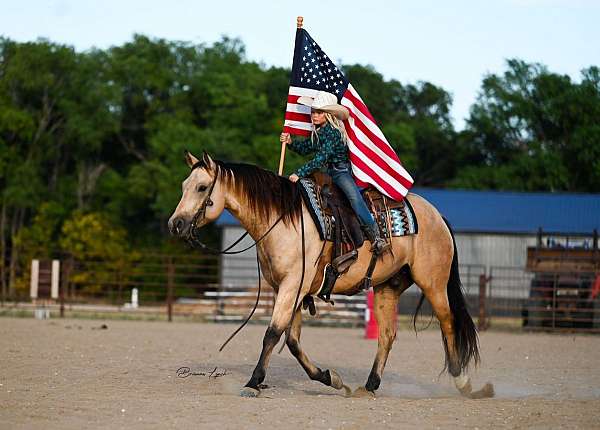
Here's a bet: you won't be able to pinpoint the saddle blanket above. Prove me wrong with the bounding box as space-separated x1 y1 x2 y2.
298 178 418 242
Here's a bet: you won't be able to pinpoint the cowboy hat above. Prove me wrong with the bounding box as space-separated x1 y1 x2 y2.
297 91 350 121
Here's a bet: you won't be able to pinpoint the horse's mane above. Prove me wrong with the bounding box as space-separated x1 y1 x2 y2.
197 159 303 226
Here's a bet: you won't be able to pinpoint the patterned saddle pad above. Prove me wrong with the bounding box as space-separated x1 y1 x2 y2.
297 178 418 241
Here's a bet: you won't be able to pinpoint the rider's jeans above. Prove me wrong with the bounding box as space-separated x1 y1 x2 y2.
327 162 376 228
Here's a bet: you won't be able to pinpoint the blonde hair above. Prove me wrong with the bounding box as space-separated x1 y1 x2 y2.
310 112 349 146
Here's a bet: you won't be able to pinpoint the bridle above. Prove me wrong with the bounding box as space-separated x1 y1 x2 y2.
184 161 286 255
180 160 303 353
186 161 218 246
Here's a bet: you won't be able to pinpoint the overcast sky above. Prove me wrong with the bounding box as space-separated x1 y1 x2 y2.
2 0 599 130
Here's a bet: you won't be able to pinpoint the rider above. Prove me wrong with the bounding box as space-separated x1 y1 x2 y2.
279 90 389 255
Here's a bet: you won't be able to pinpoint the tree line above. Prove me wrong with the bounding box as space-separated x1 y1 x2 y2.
1 34 598 296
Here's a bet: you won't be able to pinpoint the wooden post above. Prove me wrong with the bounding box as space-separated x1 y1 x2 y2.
30 259 39 300
60 257 72 317
278 16 304 176
167 257 174 322
478 274 488 331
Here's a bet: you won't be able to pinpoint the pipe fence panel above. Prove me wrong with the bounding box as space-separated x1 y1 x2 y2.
3 254 600 333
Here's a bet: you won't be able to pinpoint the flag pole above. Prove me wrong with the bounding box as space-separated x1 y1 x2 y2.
278 16 304 176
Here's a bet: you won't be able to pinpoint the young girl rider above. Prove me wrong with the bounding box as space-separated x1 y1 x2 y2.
279 90 389 255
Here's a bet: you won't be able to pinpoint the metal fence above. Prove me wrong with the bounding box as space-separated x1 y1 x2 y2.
2 254 599 333
486 266 600 333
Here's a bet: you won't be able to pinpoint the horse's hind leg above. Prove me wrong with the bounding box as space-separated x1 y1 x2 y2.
355 277 404 397
419 272 494 399
286 308 351 395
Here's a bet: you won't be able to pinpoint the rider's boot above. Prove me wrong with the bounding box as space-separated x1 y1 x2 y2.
364 222 390 255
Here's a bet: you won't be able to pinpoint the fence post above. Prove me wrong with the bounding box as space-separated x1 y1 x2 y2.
59 257 71 318
478 274 488 331
167 257 174 322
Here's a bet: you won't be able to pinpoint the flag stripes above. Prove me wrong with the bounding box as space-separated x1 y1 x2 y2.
283 30 414 200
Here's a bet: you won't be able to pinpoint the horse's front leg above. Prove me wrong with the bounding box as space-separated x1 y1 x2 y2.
240 282 299 397
286 307 351 396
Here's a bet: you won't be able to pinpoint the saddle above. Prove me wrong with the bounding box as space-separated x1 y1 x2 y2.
298 172 411 305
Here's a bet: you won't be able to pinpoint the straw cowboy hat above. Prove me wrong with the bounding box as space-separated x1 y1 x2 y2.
297 91 350 121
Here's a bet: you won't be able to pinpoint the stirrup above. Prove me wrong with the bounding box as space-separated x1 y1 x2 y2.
317 264 337 305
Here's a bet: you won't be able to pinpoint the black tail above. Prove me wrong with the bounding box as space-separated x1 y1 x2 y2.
442 217 480 374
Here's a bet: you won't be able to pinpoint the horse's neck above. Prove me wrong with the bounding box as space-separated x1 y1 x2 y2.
225 194 272 241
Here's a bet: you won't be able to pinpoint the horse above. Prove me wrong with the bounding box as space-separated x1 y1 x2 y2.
168 151 494 399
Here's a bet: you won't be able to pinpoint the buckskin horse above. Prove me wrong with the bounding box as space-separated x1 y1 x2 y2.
168 151 494 399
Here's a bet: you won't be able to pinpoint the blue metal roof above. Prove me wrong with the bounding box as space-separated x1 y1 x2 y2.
216 188 600 235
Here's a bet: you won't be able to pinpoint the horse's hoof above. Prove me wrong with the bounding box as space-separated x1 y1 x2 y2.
353 386 376 398
329 369 344 390
470 382 495 399
329 370 352 396
240 387 260 398
458 380 495 399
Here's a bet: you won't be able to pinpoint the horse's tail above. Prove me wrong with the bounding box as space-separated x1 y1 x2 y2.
442 217 480 373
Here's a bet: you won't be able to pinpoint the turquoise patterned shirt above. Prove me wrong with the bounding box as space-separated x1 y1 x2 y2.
289 124 349 177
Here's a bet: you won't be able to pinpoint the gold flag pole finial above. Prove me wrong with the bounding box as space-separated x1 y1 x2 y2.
278 17 304 176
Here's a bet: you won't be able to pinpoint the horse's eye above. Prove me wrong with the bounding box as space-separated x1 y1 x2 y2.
197 185 208 192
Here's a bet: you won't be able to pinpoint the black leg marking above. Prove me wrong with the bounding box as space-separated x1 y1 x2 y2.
365 371 381 392
245 326 283 389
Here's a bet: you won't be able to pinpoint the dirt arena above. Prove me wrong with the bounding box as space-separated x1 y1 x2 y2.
1 317 599 429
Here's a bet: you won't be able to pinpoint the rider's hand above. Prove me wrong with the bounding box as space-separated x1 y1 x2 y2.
280 132 292 145
289 174 300 183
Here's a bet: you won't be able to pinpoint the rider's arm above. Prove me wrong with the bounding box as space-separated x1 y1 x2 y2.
294 125 342 177
288 135 318 156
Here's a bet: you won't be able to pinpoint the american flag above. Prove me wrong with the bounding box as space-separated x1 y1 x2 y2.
283 28 414 201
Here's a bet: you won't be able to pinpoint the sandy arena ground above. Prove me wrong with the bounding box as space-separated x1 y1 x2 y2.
1 317 599 429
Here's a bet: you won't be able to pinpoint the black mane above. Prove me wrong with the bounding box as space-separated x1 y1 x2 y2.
195 159 303 226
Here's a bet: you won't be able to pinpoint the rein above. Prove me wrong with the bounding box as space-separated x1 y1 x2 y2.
185 162 286 255
185 162 303 352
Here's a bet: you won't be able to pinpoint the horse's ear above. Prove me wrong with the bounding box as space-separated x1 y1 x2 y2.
184 150 199 169
202 151 216 172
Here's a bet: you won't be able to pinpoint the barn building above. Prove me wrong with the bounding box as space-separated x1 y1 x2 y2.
217 188 600 309
217 188 600 289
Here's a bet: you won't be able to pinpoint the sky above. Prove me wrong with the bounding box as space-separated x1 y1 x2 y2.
1 0 599 130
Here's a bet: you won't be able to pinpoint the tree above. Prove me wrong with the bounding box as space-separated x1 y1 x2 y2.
455 60 600 192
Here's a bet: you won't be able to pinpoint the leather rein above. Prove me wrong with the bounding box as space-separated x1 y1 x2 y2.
183 161 303 353
185 162 286 255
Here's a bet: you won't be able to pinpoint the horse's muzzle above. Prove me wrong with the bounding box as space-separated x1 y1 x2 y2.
168 216 190 237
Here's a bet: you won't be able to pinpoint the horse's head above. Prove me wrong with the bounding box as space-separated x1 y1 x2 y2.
168 150 226 239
